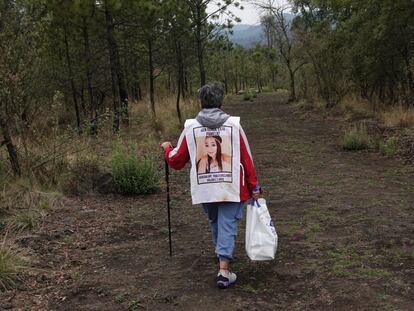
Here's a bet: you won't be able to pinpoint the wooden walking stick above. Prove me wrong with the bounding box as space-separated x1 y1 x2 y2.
165 159 173 256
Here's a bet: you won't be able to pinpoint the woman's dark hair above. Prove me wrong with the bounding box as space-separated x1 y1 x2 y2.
207 136 222 172
198 82 224 109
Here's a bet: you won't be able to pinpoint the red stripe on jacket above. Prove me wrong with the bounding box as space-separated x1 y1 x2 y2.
163 129 258 202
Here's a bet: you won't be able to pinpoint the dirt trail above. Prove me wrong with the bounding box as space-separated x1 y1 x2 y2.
3 93 414 311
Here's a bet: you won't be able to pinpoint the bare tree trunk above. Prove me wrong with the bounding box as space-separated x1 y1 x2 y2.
288 67 296 102
404 57 414 102
195 4 206 87
0 5 17 172
82 19 97 135
0 113 20 176
137 80 142 101
148 39 156 116
131 60 142 101
184 70 189 96
181 65 187 100
234 62 239 93
63 24 81 134
175 41 184 123
261 4 300 101
378 81 385 104
104 1 128 130
176 78 182 124
118 55 129 127
123 35 131 105
196 34 206 87
80 81 87 117
104 3 120 132
176 43 186 100
301 69 308 99
234 77 238 94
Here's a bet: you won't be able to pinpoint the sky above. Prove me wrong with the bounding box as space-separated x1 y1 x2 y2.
207 1 289 25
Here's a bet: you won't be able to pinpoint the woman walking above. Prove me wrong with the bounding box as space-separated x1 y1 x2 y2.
161 82 261 289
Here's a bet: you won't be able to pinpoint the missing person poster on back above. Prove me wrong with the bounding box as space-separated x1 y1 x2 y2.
193 126 233 184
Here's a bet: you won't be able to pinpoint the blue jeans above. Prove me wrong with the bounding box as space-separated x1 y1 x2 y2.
202 201 245 262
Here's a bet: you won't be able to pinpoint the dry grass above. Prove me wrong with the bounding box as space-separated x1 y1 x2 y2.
339 96 414 128
0 180 63 234
380 106 414 128
295 99 326 112
110 96 198 159
129 96 198 139
0 236 28 291
59 96 198 195
0 95 197 218
59 153 102 196
1 95 198 190
339 96 373 119
0 180 62 212
7 210 40 232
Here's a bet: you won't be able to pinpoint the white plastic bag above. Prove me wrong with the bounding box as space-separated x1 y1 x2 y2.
245 198 278 261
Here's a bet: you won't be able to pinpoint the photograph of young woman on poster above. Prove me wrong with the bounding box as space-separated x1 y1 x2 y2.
197 135 231 174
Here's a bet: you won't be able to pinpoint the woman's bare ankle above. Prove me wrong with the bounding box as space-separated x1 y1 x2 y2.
219 260 230 272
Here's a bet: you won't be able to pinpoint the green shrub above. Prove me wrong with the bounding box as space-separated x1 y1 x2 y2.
112 143 160 195
127 300 143 310
379 137 398 157
343 124 371 150
243 92 252 101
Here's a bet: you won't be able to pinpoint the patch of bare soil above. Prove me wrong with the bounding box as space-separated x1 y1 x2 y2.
1 93 413 310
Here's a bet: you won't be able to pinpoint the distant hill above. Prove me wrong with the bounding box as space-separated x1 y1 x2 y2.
229 24 264 48
227 13 296 48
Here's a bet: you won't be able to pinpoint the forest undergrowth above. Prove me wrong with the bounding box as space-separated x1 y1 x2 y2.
0 96 198 291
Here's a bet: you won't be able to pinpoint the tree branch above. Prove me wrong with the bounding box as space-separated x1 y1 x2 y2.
293 61 307 73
